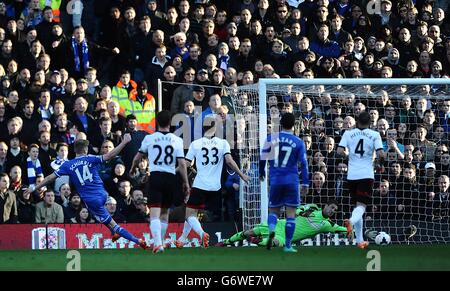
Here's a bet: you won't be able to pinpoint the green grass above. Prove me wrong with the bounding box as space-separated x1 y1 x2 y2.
0 245 449 271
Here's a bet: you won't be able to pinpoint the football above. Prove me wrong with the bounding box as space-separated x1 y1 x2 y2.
375 232 391 245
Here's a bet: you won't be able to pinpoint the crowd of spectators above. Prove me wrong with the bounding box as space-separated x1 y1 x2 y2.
287 89 450 223
0 0 449 226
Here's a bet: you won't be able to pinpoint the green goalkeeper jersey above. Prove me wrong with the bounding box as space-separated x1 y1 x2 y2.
291 204 347 241
255 204 347 246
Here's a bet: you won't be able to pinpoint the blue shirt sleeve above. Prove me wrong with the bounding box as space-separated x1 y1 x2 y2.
87 155 103 166
260 135 272 158
54 161 69 177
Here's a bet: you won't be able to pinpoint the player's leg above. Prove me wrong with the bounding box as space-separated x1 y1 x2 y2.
344 180 357 237
353 201 369 248
182 188 209 248
96 204 148 248
349 201 367 229
87 195 116 236
147 174 167 252
226 229 256 245
348 180 371 225
185 207 210 247
217 230 245 246
160 208 169 245
217 225 265 247
267 207 280 250
258 236 282 247
284 206 297 253
216 227 260 247
260 232 283 247
267 184 283 250
84 195 147 248
354 217 364 242
244 229 256 238
149 207 164 253
176 214 192 248
283 184 300 252
160 173 176 248
245 224 266 246
267 208 281 232
107 218 148 249
348 179 372 248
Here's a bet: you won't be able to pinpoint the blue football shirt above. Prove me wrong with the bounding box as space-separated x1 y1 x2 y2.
261 132 309 186
54 155 107 199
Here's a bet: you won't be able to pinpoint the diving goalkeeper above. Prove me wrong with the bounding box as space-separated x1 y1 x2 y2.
217 200 349 247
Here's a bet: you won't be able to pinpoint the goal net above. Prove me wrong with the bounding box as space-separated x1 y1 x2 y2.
233 78 450 244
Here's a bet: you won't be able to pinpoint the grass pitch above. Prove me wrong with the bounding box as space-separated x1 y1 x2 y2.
0 245 449 271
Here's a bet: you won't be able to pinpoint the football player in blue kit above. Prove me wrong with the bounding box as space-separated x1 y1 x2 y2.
260 113 310 252
24 134 149 249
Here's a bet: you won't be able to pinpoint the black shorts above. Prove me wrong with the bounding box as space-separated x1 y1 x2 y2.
147 172 177 208
186 187 221 210
348 179 374 205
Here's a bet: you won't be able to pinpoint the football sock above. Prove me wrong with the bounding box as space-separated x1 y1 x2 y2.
107 225 115 236
150 218 162 247
187 216 204 239
178 220 192 242
112 225 140 244
354 219 364 243
285 218 296 248
349 205 366 226
268 213 278 234
161 221 168 242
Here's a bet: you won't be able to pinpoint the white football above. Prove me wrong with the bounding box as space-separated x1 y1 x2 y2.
375 231 391 245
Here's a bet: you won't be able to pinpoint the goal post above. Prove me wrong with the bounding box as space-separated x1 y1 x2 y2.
258 78 450 87
247 78 450 244
258 81 268 227
159 78 450 244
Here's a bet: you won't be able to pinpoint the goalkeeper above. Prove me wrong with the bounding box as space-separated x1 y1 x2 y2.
217 200 349 247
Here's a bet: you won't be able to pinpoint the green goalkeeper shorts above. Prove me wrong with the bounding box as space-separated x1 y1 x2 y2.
253 224 286 247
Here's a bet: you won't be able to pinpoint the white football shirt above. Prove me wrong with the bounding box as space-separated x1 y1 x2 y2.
186 137 231 191
338 128 383 180
139 132 184 175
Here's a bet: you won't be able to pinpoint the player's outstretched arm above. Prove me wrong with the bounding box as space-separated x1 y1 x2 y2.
337 131 349 158
225 154 250 183
329 225 348 234
218 229 257 246
321 220 348 235
336 146 348 158
299 140 310 195
177 157 190 196
23 173 57 196
103 133 132 161
376 148 386 163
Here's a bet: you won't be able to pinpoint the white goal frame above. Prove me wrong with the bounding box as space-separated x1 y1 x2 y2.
255 78 450 226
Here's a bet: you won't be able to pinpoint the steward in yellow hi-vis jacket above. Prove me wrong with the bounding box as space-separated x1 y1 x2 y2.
39 0 61 22
118 81 156 133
